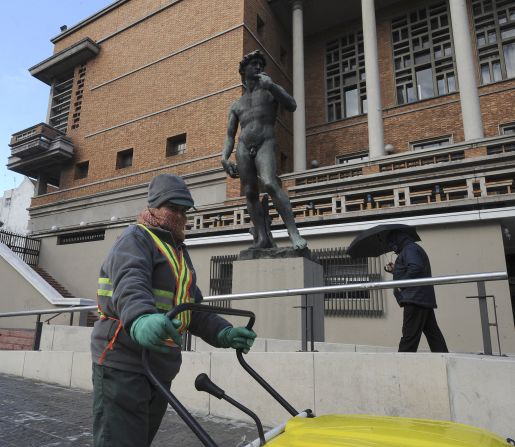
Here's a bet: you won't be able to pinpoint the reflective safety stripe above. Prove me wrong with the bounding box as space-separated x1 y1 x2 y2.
138 224 192 332
153 288 174 299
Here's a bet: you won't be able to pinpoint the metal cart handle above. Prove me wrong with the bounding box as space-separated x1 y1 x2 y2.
142 303 257 447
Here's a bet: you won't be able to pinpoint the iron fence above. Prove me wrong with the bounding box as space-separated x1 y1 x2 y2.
312 248 384 316
0 230 41 267
209 248 384 316
209 254 238 308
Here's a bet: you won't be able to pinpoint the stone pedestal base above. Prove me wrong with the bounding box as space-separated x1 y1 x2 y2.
231 255 324 345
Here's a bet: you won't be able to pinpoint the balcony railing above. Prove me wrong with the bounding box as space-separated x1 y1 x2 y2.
7 123 74 186
187 135 515 234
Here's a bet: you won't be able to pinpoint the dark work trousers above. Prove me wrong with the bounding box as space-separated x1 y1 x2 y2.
92 363 171 447
398 304 449 353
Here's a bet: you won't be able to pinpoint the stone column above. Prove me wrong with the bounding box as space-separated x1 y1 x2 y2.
292 0 307 171
449 0 484 140
361 0 385 159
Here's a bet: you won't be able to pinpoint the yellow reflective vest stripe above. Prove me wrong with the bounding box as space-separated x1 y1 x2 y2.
137 224 192 332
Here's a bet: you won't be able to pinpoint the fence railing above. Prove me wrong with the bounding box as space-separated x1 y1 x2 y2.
210 248 384 316
0 230 41 267
0 271 506 354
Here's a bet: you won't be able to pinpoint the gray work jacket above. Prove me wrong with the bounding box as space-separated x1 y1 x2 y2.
91 224 231 382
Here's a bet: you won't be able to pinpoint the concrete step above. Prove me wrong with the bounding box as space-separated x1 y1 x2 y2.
33 267 75 298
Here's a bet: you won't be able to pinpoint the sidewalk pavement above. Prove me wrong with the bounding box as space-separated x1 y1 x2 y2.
0 373 261 446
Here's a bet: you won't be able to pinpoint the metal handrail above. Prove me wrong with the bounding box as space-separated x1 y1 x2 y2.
0 271 507 354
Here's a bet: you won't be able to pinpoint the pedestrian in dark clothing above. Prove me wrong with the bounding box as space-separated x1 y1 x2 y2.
91 174 257 447
383 230 448 353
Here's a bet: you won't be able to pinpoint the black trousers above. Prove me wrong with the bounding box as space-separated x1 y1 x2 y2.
92 363 171 447
398 304 448 353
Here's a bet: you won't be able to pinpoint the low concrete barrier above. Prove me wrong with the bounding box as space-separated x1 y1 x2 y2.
0 349 513 439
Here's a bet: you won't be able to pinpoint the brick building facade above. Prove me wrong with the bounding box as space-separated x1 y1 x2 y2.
6 0 515 352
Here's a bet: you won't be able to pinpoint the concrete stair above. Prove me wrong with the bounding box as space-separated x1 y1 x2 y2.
0 329 34 350
33 267 75 298
32 267 98 326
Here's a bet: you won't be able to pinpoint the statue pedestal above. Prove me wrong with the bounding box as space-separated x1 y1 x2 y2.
231 254 324 347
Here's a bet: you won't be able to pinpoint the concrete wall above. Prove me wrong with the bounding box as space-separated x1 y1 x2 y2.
30 220 515 353
0 255 72 329
0 349 513 439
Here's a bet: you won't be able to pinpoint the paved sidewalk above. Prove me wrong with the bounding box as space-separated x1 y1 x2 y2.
0 374 261 446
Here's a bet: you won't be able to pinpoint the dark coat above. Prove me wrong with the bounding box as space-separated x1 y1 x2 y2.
392 234 437 309
91 224 231 382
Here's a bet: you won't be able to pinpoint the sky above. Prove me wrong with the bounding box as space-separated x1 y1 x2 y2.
0 0 113 195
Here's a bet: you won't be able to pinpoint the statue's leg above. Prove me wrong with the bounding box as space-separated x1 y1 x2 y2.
255 143 307 250
237 145 270 248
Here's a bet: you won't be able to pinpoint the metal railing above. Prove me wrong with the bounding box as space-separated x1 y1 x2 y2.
0 271 507 354
210 248 385 316
0 230 41 267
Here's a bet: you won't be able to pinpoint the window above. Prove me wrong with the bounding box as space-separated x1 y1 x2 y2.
326 30 366 122
116 148 133 169
410 135 452 150
257 15 265 36
75 161 89 179
500 122 515 134
4 198 11 207
49 71 74 133
57 230 105 245
473 0 515 84
166 134 187 157
336 151 369 165
392 2 457 105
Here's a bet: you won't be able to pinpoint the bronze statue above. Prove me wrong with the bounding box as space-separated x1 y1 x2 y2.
221 50 307 250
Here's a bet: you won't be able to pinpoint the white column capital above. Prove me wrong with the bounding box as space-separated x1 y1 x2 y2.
290 0 304 11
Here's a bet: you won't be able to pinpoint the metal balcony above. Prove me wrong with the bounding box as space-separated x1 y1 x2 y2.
7 123 74 186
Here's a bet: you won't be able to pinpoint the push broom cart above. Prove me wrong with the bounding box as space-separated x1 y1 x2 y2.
143 303 514 447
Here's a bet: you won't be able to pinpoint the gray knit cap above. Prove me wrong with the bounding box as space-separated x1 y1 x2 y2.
147 174 194 209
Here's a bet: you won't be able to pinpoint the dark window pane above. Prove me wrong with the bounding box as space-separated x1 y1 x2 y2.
437 77 446 94
501 27 515 39
345 88 359 117
397 86 406 104
415 50 431 64
481 64 491 84
493 61 502 81
407 84 417 102
448 74 456 92
416 67 434 99
504 43 515 78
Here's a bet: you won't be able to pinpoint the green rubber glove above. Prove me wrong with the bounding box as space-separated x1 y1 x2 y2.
130 314 182 353
217 326 257 354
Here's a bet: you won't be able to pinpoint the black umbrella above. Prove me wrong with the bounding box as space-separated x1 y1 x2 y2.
346 224 420 258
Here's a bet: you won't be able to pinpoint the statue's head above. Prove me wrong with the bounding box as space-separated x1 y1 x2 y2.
239 50 267 84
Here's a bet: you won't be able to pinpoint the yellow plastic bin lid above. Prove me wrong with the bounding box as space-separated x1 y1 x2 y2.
266 414 508 447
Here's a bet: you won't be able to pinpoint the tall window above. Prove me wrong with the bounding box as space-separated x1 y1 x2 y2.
325 30 367 122
49 71 74 133
473 0 515 84
392 2 457 105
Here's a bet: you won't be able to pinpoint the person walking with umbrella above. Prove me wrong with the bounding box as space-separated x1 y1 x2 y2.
383 230 448 353
347 224 448 353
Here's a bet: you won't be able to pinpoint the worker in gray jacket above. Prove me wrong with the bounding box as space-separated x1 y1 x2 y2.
91 174 256 447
